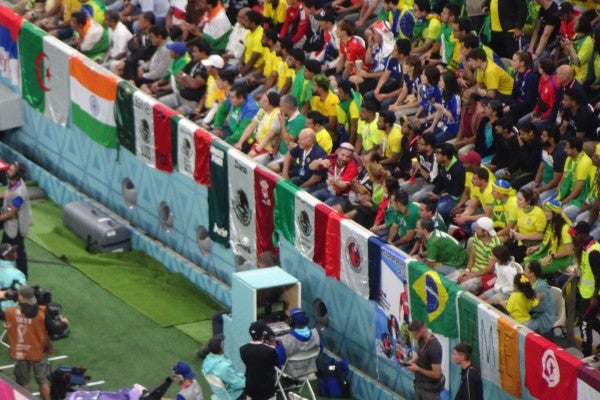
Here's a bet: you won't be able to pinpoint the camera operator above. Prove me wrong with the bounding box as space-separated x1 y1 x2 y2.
0 243 26 319
239 321 278 400
5 285 69 400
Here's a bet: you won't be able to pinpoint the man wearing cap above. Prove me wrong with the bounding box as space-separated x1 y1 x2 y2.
168 361 204 400
406 320 444 399
5 285 68 400
569 221 600 356
447 217 501 294
490 180 518 235
0 244 26 319
309 142 360 206
275 307 321 379
240 321 279 400
160 39 212 115
141 40 191 96
202 336 245 400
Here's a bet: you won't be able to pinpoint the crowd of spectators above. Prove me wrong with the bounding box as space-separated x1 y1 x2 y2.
11 0 600 358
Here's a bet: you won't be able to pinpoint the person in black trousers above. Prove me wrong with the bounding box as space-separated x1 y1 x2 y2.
452 342 483 400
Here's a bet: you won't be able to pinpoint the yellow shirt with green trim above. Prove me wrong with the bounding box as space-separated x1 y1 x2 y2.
516 205 546 235
315 127 333 154
475 60 514 96
310 90 340 118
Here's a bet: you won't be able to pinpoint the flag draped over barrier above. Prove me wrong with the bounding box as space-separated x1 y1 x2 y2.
274 180 300 245
20 22 75 126
228 150 257 263
69 56 118 147
408 261 460 337
254 167 279 256
0 6 22 87
176 118 198 180
152 102 175 173
133 91 158 165
115 80 136 151
208 140 230 247
193 128 212 187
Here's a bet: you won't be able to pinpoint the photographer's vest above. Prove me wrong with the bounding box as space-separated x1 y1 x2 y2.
3 179 32 239
177 380 203 400
280 328 320 378
6 305 48 361
579 241 600 299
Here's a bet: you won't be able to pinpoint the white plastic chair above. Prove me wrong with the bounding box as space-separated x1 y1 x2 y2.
550 286 566 335
275 347 320 400
203 373 233 400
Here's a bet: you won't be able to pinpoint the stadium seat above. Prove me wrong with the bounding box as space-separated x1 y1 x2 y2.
550 286 566 337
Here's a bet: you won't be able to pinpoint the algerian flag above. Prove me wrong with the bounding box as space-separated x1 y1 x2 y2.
69 55 118 148
19 21 75 126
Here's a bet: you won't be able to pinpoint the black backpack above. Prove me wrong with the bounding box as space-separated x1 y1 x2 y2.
50 366 88 400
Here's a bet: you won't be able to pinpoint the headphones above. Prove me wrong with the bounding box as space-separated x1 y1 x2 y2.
172 363 184 383
290 308 310 327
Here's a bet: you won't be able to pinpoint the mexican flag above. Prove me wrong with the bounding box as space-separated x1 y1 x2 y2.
69 56 118 147
175 117 198 180
228 149 257 263
20 21 75 126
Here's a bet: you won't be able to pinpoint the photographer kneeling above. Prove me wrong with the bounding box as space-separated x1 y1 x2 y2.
0 243 26 320
5 285 69 400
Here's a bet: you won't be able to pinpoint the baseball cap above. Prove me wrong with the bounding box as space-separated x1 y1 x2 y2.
314 9 335 23
249 320 269 340
559 2 574 14
407 320 425 331
0 243 17 258
476 217 496 236
166 41 188 55
201 54 225 69
18 285 37 305
459 151 482 166
569 220 591 236
173 361 195 379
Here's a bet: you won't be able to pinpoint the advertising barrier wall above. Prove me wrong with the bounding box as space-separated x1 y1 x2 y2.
1 6 599 399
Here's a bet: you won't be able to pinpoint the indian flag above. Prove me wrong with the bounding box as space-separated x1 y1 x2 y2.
69 55 118 148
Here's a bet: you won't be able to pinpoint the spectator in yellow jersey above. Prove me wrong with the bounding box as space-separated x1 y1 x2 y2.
355 101 384 154
310 74 340 140
507 187 546 262
306 111 334 154
238 10 265 81
468 47 514 104
377 110 402 169
454 167 494 233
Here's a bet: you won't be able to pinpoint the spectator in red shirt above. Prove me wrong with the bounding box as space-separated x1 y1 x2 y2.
336 18 367 79
280 0 309 48
308 142 361 206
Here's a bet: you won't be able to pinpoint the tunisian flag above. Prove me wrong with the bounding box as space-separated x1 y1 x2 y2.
525 332 582 400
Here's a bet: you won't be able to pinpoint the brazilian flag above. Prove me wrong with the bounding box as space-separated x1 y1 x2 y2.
408 261 461 337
